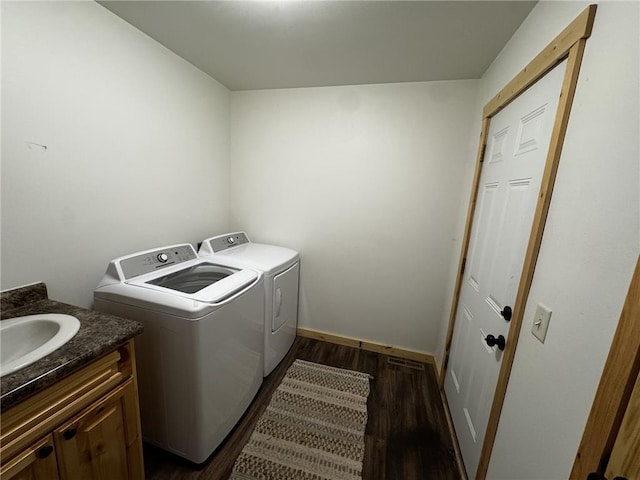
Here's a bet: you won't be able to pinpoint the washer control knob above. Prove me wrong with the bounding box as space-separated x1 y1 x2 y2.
227 237 236 245
157 253 169 263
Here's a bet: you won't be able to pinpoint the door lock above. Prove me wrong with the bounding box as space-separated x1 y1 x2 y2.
485 334 506 351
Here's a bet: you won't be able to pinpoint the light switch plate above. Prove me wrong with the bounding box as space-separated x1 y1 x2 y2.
532 303 552 343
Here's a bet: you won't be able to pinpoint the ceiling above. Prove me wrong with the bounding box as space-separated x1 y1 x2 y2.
98 1 537 91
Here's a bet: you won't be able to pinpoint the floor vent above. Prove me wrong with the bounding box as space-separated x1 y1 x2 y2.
387 357 425 371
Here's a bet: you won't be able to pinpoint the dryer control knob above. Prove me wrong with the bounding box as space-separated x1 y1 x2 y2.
157 253 169 263
227 237 236 245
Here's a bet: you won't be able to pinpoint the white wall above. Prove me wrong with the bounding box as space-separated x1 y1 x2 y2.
1 1 231 308
229 81 478 354
435 2 639 478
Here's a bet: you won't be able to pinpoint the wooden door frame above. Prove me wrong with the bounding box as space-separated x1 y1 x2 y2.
439 5 597 479
570 255 640 478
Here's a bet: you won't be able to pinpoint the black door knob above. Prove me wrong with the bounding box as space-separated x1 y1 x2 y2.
485 334 506 351
500 306 513 321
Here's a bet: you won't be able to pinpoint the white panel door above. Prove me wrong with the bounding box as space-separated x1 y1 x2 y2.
444 60 567 478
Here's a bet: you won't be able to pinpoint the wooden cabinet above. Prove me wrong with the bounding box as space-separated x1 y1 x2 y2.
0 341 143 480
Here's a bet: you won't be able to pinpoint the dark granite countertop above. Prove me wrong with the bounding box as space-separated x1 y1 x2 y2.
1 283 143 410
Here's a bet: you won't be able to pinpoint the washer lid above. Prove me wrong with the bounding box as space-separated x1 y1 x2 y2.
127 260 258 304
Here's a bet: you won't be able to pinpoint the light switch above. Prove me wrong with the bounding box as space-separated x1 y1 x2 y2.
532 303 551 343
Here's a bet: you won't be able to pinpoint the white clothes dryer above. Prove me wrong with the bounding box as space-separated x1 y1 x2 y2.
199 232 299 376
93 244 264 463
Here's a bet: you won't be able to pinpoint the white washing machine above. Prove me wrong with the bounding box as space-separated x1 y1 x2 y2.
199 232 299 376
93 243 264 464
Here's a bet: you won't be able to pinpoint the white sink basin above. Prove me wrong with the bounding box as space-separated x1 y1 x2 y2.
0 314 81 377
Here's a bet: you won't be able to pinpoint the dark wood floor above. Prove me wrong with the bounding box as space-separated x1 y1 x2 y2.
143 337 462 480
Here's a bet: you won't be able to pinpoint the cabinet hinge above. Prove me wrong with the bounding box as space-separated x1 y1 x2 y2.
480 144 487 162
461 257 467 275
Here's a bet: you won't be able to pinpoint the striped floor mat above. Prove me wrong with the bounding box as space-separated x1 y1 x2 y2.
231 359 372 480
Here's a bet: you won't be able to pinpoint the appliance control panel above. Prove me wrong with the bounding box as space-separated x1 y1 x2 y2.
120 244 197 280
207 232 250 253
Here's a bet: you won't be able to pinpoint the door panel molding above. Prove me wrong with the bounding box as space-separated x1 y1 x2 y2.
440 6 597 479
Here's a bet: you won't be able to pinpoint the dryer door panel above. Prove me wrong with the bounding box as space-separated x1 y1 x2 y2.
272 263 299 332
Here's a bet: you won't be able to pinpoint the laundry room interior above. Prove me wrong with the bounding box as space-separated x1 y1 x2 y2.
1 1 639 479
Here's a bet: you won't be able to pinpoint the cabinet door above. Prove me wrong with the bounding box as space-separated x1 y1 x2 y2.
0 434 59 480
53 380 132 480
